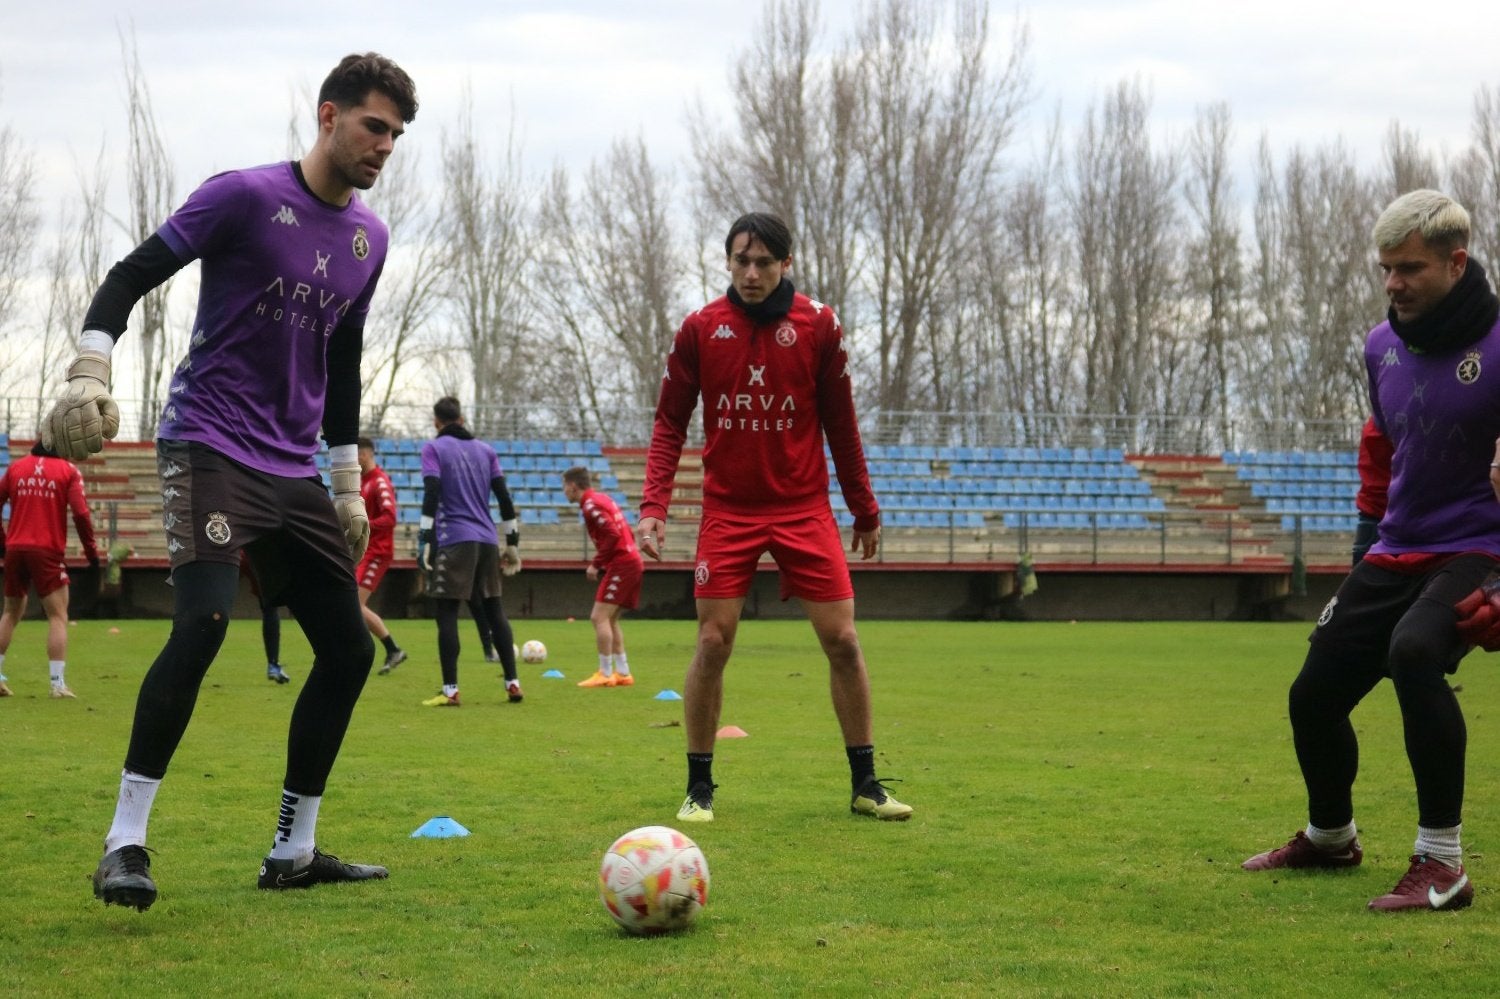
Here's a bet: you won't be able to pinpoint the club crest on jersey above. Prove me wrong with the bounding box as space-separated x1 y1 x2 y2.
695 560 711 587
775 323 797 347
352 224 370 261
1457 351 1482 385
1317 595 1338 628
204 511 232 546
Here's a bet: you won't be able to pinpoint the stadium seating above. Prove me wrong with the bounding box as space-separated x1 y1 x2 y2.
1223 449 1358 531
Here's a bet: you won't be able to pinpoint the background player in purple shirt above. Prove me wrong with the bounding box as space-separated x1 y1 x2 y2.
43 53 418 912
417 397 522 706
1243 189 1500 913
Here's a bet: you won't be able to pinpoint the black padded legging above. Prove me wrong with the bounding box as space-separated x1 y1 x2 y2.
1290 598 1467 830
435 595 516 686
124 561 375 795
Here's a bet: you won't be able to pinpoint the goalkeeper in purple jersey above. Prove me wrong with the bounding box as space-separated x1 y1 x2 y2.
42 54 419 912
1243 189 1500 913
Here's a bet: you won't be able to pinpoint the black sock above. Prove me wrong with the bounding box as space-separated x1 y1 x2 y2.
380 634 398 655
846 745 876 789
687 753 714 793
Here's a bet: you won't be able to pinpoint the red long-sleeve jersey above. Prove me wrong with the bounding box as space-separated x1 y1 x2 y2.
0 453 99 559
641 291 879 530
1355 415 1393 520
578 488 642 571
361 463 398 559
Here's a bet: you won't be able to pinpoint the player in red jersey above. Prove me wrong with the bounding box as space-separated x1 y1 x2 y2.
0 441 100 698
563 466 642 688
357 437 407 674
637 212 912 824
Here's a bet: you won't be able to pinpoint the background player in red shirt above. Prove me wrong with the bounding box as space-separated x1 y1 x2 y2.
0 441 101 698
563 466 642 688
637 212 912 824
357 437 407 674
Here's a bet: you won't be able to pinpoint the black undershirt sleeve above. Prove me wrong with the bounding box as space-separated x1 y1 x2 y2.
82 234 189 339
422 476 441 519
322 320 363 449
491 477 517 523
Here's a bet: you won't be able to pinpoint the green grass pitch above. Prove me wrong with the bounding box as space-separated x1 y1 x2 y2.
6 616 1500 996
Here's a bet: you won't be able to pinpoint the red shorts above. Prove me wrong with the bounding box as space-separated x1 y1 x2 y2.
594 557 643 609
357 552 392 591
693 511 852 602
3 548 70 599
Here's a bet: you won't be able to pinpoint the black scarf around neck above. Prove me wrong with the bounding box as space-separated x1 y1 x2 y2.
1388 257 1500 354
727 277 795 324
437 422 474 441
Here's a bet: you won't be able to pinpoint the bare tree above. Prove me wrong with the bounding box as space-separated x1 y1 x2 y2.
1068 78 1182 419
360 148 448 433
688 0 867 330
537 137 687 433
1380 121 1440 200
855 0 1031 419
437 91 537 434
1248 138 1379 429
33 156 111 430
0 95 40 403
1182 102 1244 446
116 28 178 438
1449 84 1500 268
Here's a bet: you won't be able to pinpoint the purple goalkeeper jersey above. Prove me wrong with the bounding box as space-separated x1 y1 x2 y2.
1366 317 1500 555
154 162 388 476
421 434 504 546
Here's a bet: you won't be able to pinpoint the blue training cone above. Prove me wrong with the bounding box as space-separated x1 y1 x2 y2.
654 689 683 701
542 669 565 679
412 815 470 838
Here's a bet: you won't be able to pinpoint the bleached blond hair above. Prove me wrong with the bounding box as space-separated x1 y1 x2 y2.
1374 189 1470 252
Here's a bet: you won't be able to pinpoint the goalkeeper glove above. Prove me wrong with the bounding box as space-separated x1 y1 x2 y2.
417 528 435 572
44 350 120 460
501 544 521 577
1455 575 1500 651
328 448 369 562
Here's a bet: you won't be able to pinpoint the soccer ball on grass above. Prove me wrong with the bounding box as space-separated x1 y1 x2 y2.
598 825 710 935
520 640 547 664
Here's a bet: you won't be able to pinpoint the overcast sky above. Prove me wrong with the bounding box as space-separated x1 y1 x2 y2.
5 1 1500 241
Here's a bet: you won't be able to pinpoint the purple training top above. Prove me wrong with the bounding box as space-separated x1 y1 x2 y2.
1366 317 1500 555
421 435 504 546
155 162 388 476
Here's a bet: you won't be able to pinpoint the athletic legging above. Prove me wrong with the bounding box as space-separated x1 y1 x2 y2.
436 595 516 685
1290 597 1467 830
124 560 375 795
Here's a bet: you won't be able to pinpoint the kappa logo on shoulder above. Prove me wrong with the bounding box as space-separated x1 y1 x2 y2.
271 205 300 226
711 325 737 340
1381 347 1401 367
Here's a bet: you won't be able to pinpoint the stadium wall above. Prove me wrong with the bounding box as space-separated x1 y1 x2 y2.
61 562 1345 624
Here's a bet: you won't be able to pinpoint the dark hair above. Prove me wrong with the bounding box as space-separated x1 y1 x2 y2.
356 435 374 450
725 212 792 261
563 465 592 489
319 52 419 124
30 440 56 458
433 396 462 423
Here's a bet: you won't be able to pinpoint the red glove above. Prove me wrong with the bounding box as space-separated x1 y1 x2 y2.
1455 576 1500 651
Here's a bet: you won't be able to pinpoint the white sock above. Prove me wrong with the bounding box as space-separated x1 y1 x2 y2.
269 789 321 863
1415 824 1463 868
443 684 458 698
599 654 613 677
615 652 630 676
1305 821 1357 849
105 770 162 853
49 660 66 688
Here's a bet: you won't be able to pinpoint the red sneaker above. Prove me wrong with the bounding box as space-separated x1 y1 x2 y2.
1368 855 1473 911
1242 831 1362 871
